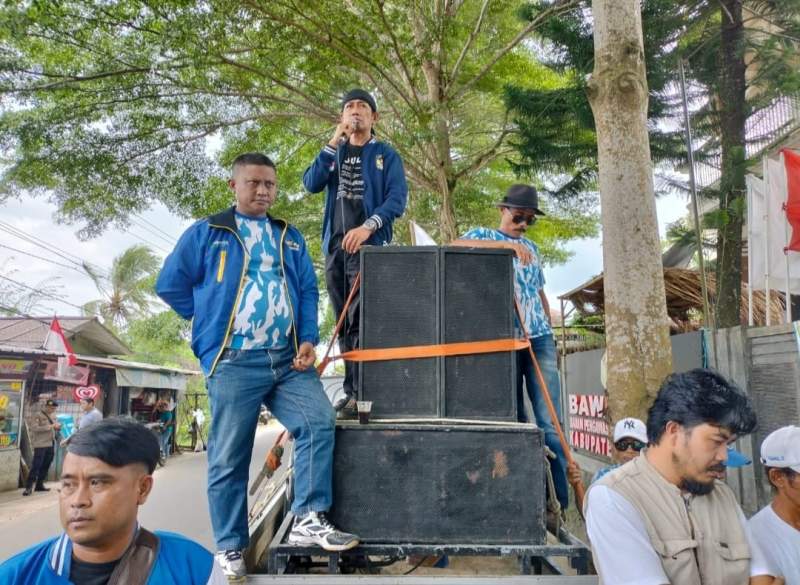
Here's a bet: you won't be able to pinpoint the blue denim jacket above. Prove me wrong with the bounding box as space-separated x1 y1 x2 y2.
302 137 408 254
156 206 319 376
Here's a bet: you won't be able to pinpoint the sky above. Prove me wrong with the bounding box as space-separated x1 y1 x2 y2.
0 191 689 318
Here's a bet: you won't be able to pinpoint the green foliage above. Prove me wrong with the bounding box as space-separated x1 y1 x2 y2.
507 0 688 205
123 309 198 369
0 0 596 265
82 244 160 330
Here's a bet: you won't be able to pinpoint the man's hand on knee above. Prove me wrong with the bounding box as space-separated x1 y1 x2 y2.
293 342 317 371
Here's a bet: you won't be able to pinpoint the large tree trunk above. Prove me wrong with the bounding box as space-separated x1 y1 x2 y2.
587 0 673 422
715 0 747 328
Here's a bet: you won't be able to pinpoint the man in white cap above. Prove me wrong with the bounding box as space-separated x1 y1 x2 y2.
748 425 800 584
592 417 648 484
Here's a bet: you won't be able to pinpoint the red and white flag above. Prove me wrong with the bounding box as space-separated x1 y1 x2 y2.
43 318 77 366
784 149 800 252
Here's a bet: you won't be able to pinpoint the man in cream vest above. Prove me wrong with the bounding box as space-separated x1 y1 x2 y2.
585 369 784 585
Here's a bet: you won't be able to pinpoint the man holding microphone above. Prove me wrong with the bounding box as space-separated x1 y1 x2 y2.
303 88 408 417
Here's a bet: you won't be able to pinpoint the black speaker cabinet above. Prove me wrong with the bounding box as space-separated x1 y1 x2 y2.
358 246 517 420
441 248 517 420
359 247 440 418
329 422 546 544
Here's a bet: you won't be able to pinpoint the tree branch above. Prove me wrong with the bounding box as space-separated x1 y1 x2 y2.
449 0 580 102
448 0 491 91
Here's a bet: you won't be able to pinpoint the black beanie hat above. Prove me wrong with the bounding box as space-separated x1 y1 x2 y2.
341 88 377 112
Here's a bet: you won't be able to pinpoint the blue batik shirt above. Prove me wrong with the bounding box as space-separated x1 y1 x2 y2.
461 227 552 339
229 212 293 349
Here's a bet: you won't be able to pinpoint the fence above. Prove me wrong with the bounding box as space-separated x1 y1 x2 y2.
712 323 800 515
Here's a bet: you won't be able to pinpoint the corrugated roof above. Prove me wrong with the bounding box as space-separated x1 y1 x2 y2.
0 343 198 376
0 344 62 358
0 316 129 355
75 354 199 376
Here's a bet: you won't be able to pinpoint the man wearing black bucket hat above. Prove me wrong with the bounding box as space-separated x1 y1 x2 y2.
303 88 408 417
452 184 569 512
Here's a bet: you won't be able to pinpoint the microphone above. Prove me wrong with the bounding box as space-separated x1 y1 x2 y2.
338 119 359 144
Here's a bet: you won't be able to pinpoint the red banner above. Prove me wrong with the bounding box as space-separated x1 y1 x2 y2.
784 149 800 252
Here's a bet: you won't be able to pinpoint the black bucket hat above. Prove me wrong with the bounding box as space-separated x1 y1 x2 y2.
44 399 59 407
495 184 545 215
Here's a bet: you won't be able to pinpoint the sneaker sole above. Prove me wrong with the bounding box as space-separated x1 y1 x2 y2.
287 534 360 552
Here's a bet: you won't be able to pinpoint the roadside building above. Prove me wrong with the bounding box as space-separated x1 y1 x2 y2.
0 316 198 491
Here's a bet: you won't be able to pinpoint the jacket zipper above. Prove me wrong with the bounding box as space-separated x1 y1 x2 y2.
207 225 248 377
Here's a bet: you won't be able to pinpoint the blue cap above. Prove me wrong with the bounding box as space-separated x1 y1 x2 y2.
726 447 752 468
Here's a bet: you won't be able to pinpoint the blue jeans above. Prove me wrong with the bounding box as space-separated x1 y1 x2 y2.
517 335 568 511
206 346 336 551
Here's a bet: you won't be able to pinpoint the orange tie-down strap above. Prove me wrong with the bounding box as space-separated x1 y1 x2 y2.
337 338 529 362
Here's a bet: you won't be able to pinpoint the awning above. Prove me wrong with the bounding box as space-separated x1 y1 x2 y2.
115 367 187 392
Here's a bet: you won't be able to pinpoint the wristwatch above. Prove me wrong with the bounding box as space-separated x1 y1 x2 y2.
362 217 379 232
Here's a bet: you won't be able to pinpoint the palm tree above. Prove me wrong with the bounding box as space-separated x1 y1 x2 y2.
82 244 159 330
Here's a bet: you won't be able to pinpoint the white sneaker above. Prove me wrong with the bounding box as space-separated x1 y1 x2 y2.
287 511 359 552
215 549 246 580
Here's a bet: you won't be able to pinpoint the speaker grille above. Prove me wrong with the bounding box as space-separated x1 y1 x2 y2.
359 248 439 417
442 249 516 419
330 422 546 544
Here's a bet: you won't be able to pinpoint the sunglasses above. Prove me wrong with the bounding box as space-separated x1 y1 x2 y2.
614 439 646 452
508 212 537 226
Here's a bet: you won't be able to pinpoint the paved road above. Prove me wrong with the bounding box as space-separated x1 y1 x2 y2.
0 423 282 562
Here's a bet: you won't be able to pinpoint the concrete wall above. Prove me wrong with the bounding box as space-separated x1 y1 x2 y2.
0 448 20 491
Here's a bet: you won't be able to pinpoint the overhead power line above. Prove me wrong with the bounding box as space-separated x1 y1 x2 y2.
0 242 88 274
132 214 177 245
0 220 111 278
0 274 86 311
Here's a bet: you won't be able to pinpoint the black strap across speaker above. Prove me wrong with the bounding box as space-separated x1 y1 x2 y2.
358 246 518 420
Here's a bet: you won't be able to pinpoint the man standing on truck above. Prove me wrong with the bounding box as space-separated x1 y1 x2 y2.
451 184 568 514
303 89 408 418
157 153 358 581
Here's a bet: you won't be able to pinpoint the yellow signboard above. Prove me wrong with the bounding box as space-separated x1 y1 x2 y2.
0 359 32 375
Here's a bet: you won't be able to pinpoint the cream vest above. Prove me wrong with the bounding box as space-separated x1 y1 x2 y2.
588 453 751 585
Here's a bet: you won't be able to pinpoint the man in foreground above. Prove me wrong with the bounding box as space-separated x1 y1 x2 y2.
585 368 783 584
749 425 800 583
157 152 358 580
303 88 407 417
0 418 226 584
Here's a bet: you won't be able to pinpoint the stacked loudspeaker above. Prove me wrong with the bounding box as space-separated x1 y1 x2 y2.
329 246 546 545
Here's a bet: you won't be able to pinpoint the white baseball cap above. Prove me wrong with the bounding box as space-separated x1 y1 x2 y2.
613 417 648 444
760 425 800 472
